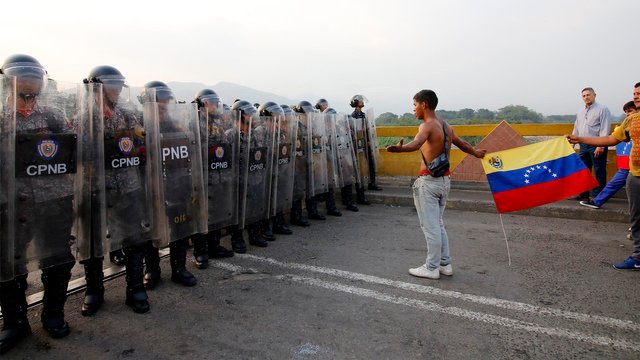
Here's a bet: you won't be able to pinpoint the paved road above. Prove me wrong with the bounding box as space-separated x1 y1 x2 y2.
4 204 639 359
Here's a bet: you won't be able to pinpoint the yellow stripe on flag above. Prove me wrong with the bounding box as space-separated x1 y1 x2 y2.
481 137 575 175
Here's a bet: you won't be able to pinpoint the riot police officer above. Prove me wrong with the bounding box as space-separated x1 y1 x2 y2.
260 101 294 236
351 94 381 192
140 81 202 288
191 89 235 269
80 65 151 316
0 54 77 353
315 98 329 113
322 107 343 217
227 100 270 252
295 101 326 221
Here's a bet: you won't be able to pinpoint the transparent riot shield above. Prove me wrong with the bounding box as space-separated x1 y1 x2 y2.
309 112 328 196
365 108 380 171
1 77 83 280
201 108 239 232
323 113 340 189
238 112 274 228
146 100 206 248
336 114 358 188
271 113 297 216
77 82 152 260
350 114 370 186
293 113 310 202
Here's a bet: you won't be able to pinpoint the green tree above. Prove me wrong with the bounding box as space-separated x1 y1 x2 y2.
375 112 399 125
496 105 543 122
458 108 475 120
475 108 495 120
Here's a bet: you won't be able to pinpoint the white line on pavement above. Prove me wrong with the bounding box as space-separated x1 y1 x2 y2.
226 254 640 332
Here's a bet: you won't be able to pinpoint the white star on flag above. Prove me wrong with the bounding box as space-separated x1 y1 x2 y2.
525 179 530 184
552 173 557 177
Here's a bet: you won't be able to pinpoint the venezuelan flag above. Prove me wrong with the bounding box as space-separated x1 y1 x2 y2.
481 138 598 213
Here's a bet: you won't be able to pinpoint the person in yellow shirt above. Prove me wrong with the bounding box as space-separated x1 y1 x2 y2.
567 82 640 270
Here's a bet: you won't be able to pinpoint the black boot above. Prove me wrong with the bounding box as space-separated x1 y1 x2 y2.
192 233 209 269
170 239 197 287
143 242 161 290
290 200 310 227
306 197 326 220
123 244 150 314
207 230 234 258
341 185 359 212
230 227 247 254
248 223 268 247
109 249 126 266
326 189 342 216
261 219 276 241
81 257 104 316
0 276 32 354
41 261 74 339
272 212 292 235
356 185 370 205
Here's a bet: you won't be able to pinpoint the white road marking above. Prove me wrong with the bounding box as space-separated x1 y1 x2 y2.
226 254 640 332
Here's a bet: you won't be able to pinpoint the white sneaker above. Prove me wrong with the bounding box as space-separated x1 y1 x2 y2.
439 264 453 276
408 265 440 279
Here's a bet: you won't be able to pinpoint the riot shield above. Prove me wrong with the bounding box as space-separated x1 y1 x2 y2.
309 112 328 196
292 113 310 202
323 113 340 189
365 108 380 171
351 114 370 186
271 113 297 215
238 112 274 228
335 114 358 187
77 82 152 260
1 76 83 280
146 100 206 248
200 108 239 232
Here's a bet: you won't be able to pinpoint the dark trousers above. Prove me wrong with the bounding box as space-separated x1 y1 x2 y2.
579 144 608 197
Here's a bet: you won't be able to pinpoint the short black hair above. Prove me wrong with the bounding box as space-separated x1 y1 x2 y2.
413 89 438 110
623 101 636 112
582 87 595 93
635 82 640 88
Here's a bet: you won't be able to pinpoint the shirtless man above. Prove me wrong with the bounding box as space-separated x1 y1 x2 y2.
387 89 486 279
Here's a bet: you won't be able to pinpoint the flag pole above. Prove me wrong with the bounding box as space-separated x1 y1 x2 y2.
499 213 511 266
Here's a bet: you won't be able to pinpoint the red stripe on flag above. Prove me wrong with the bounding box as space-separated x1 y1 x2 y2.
491 169 599 213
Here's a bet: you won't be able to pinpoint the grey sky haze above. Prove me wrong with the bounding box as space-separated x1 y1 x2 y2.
2 0 637 116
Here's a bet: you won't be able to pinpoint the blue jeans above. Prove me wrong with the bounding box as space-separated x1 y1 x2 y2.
579 144 608 197
412 175 451 271
592 169 629 207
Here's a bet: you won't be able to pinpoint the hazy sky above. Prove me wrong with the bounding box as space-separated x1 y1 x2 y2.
2 0 637 116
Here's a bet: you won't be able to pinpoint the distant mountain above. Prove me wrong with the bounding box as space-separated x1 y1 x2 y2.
164 81 297 107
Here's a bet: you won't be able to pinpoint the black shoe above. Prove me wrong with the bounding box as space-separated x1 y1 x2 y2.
368 184 383 191
209 245 235 258
42 321 70 339
231 238 247 254
81 291 104 317
273 223 293 235
0 325 32 354
171 268 197 287
308 211 326 220
346 203 359 212
249 234 268 247
109 250 126 266
291 217 310 227
262 229 276 241
143 270 161 290
327 208 342 217
126 290 150 314
194 253 209 269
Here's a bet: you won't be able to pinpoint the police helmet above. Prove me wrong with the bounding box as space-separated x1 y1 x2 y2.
193 88 221 109
230 100 257 116
83 65 126 88
315 98 329 110
138 80 175 104
323 107 337 115
258 101 284 117
294 100 315 114
349 94 368 108
280 104 294 116
1 54 48 94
